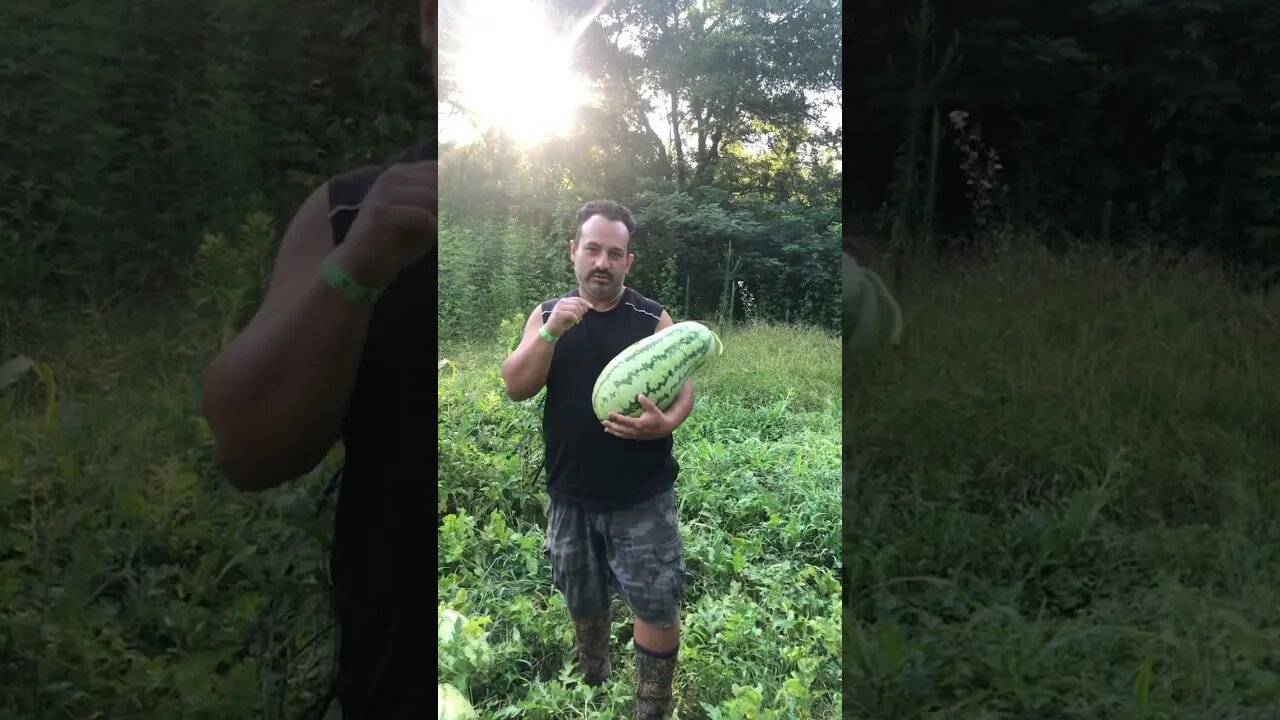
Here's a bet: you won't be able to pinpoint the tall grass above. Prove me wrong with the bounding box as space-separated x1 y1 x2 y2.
0 297 340 719
846 242 1280 718
0 217 338 719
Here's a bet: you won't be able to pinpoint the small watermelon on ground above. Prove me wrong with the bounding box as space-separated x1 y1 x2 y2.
591 320 723 421
438 683 477 720
844 249 902 355
438 608 467 643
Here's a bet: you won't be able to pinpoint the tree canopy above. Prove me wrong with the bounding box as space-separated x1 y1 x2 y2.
852 0 1280 276
439 0 843 331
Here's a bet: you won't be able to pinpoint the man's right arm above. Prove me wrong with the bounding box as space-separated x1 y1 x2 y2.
200 183 373 492
501 305 557 401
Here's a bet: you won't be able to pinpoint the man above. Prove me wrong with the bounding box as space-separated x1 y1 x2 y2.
199 2 438 718
502 200 693 720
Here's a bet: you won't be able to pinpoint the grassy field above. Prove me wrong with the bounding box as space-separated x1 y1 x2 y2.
438 320 842 718
15 238 1276 719
845 243 1280 719
0 293 340 719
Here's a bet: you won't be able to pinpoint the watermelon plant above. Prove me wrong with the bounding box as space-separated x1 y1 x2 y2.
591 320 724 420
439 606 495 695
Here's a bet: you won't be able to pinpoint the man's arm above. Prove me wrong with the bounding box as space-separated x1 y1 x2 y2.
501 304 556 401
654 310 694 432
200 183 373 492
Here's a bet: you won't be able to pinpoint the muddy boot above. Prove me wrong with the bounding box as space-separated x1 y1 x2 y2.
634 643 678 720
573 613 613 686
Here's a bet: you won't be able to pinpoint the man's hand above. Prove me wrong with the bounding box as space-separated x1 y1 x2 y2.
331 160 438 287
602 394 673 440
544 297 595 337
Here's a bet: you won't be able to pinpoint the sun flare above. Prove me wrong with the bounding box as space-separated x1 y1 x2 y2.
442 0 596 146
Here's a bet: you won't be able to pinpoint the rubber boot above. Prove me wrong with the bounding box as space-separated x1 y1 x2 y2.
634 643 677 719
573 613 612 686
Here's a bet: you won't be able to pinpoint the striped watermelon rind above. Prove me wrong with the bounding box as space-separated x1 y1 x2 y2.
591 321 723 421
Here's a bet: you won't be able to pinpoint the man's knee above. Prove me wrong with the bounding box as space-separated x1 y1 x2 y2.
636 615 678 631
633 614 681 653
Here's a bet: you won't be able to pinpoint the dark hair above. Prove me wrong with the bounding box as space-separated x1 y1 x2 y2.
574 200 635 242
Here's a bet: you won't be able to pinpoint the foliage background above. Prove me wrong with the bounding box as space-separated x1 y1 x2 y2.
850 0 1280 277
436 0 844 338
0 0 434 308
847 1 1280 717
1 1 430 718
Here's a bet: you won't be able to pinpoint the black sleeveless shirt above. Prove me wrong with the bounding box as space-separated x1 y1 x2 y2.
322 140 434 719
540 287 680 510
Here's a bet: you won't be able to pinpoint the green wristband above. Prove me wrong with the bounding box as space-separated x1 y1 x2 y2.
322 256 384 305
538 326 559 344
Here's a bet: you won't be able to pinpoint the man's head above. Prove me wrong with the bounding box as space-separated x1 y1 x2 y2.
570 200 635 301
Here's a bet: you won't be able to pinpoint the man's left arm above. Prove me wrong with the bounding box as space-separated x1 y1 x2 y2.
653 310 694 433
662 378 694 433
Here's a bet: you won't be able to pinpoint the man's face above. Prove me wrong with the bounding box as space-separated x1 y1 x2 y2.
571 214 633 299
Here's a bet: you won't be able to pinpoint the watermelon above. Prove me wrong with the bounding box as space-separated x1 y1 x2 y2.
844 249 902 354
592 320 723 421
438 683 477 719
438 609 467 645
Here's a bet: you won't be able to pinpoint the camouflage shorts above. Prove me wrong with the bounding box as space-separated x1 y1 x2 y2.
544 487 686 628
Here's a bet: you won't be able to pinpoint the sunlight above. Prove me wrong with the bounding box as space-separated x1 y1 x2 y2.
441 0 597 147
